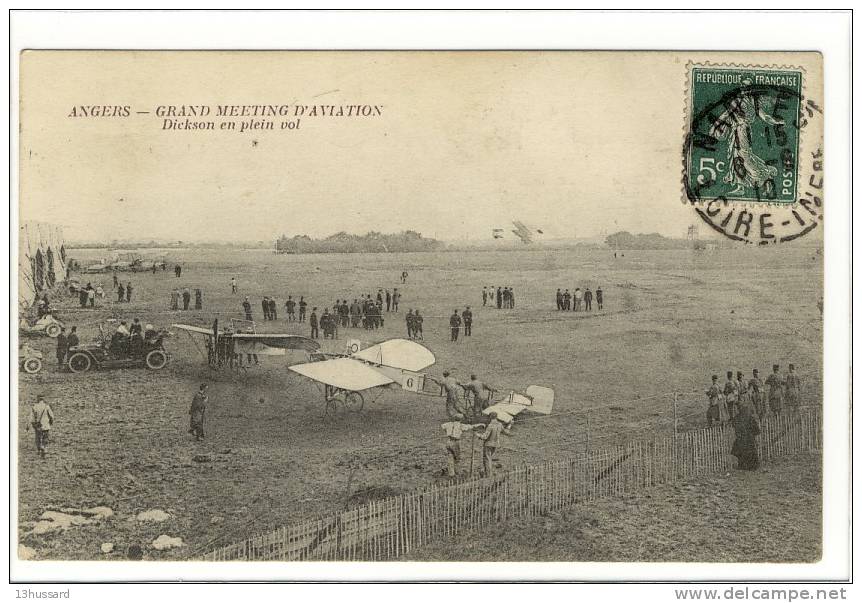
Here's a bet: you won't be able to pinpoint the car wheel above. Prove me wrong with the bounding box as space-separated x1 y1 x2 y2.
145 350 168 370
23 358 42 374
45 323 61 338
67 352 92 373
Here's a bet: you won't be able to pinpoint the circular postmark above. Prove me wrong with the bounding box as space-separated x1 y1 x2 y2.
684 66 823 245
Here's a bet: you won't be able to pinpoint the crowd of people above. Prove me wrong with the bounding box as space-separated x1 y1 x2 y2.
170 287 203 310
482 286 515 309
555 286 602 311
706 363 804 471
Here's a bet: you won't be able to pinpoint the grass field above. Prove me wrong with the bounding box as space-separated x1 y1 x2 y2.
16 245 823 560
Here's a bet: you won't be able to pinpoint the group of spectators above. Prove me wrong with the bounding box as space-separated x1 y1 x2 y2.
555 286 602 311
707 363 804 471
170 287 202 311
482 286 515 309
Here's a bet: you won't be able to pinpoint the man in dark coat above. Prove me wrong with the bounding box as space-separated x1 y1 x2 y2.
269 297 278 320
463 306 473 336
449 309 462 342
496 287 502 309
242 298 253 321
125 282 133 303
298 297 307 322
182 288 191 311
309 307 319 339
56 327 68 366
189 384 208 441
117 282 125 303
731 402 761 470
67 326 79 349
195 288 203 310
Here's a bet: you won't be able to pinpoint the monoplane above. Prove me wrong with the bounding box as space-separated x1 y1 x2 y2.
288 338 436 414
172 319 320 370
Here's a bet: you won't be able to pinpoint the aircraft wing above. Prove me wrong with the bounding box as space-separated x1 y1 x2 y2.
172 324 214 336
484 386 555 423
288 357 394 391
231 333 320 352
350 339 435 371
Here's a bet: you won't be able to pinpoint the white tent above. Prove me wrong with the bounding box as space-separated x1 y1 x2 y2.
18 221 67 307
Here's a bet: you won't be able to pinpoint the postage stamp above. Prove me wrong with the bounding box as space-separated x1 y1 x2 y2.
684 63 823 245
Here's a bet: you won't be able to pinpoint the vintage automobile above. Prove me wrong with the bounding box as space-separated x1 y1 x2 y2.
19 344 44 374
19 313 63 338
66 323 170 373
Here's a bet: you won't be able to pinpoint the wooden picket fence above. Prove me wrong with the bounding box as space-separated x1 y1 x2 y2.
201 406 821 561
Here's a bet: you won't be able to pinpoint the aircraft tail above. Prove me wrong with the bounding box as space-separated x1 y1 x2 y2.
525 385 554 415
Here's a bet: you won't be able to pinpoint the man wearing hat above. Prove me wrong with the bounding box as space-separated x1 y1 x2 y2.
29 395 55 458
477 412 506 478
723 370 739 420
706 374 727 426
462 306 473 336
765 364 785 416
189 384 208 441
449 309 462 342
748 369 766 419
440 420 481 478
429 371 465 420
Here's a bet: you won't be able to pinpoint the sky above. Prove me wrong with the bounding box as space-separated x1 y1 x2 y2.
19 51 822 243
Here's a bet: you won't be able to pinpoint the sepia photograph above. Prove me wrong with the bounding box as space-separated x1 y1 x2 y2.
8 9 852 588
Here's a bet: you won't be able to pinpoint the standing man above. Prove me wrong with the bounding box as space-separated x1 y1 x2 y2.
596 286 604 310
405 309 415 339
414 309 424 340
706 374 727 426
478 412 506 478
441 420 480 478
483 287 489 307
583 287 593 311
765 364 784 416
67 326 79 349
29 395 55 458
230 277 237 294
785 364 802 413
56 327 68 367
269 297 278 321
555 288 562 310
125 282 133 303
298 297 307 322
175 264 182 278
112 273 119 290
182 287 191 311
117 282 125 303
449 309 462 342
750 368 766 418
386 289 392 312
731 401 761 471
309 307 319 339
242 297 253 322
392 289 400 312
496 286 502 309
723 370 739 420
573 287 582 311
429 371 465 420
286 296 296 322
261 296 270 321
463 306 473 337
170 288 179 310
563 289 571 311
195 288 203 310
188 384 208 441
465 374 494 414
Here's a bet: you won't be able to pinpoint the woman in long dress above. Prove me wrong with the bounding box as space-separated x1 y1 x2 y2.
731 402 761 470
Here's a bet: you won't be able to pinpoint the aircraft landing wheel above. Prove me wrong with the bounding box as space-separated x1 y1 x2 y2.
344 391 365 412
45 323 61 338
145 350 168 370
22 357 42 374
67 352 92 373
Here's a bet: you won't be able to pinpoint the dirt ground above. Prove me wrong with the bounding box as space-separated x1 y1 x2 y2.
16 245 822 560
407 452 823 562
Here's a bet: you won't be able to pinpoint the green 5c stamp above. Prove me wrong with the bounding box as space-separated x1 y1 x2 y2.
684 63 822 245
687 66 802 203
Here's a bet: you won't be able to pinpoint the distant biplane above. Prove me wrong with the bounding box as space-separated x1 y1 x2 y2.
492 220 545 244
